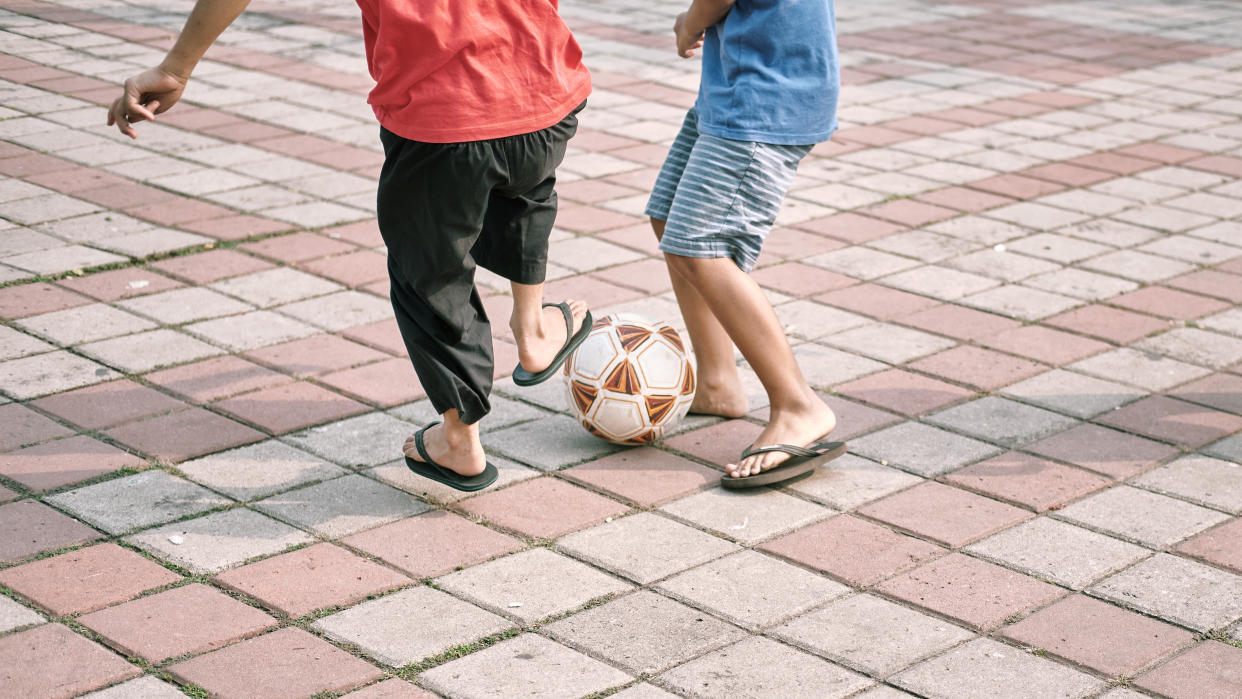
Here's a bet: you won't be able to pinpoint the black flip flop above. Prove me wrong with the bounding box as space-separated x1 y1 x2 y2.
721 440 848 489
404 422 498 492
511 302 593 386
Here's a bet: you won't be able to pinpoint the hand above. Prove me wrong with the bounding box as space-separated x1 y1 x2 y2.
674 11 704 58
106 66 188 139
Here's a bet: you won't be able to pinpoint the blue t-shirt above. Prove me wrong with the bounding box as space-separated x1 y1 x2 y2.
696 0 839 146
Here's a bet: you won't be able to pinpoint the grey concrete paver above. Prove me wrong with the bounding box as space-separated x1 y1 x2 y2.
850 422 1004 477
657 636 872 699
255 473 430 537
0 350 115 399
1069 348 1212 393
284 411 412 467
1133 454 1242 514
654 550 848 631
891 638 1104 699
609 684 678 699
0 594 44 634
545 591 746 676
419 634 631 699
313 586 514 668
926 397 1079 448
999 369 1144 419
556 512 738 584
177 440 347 501
369 455 539 504
47 470 230 535
124 508 313 574
964 517 1150 590
1090 553 1242 632
658 486 831 544
488 415 624 470
435 548 633 623
1054 485 1230 548
773 594 975 677
786 454 922 511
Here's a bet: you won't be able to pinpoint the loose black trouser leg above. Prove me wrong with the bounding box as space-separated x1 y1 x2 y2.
375 106 580 425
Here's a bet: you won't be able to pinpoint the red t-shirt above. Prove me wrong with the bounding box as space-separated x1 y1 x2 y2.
356 0 592 143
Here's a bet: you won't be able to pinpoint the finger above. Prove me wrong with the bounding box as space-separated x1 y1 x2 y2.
108 102 135 138
106 97 124 126
124 90 157 122
127 102 156 122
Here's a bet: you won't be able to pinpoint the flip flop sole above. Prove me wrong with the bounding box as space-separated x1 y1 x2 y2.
405 456 498 492
721 442 848 490
512 308 594 386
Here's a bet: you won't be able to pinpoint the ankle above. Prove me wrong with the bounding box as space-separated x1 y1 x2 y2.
438 413 480 448
695 370 742 394
510 314 549 342
769 392 827 417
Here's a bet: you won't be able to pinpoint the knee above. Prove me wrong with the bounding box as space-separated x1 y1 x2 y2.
649 217 665 242
665 253 705 283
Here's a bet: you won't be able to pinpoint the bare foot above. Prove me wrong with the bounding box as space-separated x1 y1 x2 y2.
403 422 486 477
513 299 588 375
688 377 748 418
725 393 836 478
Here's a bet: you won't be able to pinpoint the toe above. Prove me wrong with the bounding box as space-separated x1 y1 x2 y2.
568 299 588 328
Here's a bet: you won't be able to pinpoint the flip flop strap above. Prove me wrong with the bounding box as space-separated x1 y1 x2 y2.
413 421 443 466
543 301 573 338
741 443 826 460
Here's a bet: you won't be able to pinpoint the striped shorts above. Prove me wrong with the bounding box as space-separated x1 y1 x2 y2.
645 108 812 272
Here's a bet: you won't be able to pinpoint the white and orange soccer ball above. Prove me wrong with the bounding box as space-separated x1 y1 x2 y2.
563 313 696 445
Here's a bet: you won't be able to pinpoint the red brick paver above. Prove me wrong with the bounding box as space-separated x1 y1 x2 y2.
168 627 384 698
458 477 630 539
1175 518 1242 574
0 543 180 616
104 407 265 462
835 368 973 416
1135 641 1242 699
0 435 143 493
214 543 410 617
79 583 277 662
945 452 1111 512
1097 395 1242 448
215 381 370 434
0 403 74 452
145 355 292 402
0 624 141 698
877 553 1065 631
0 499 99 564
760 515 942 586
31 379 188 430
858 481 1031 548
342 511 521 579
1001 594 1194 676
563 447 718 507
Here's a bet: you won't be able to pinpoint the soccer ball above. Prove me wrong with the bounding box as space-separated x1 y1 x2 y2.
563 313 695 445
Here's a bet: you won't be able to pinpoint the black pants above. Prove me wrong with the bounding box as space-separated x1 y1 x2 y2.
376 104 582 425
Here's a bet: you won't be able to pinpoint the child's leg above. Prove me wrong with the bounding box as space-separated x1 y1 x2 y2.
378 129 498 477
510 282 587 373
647 119 834 477
665 253 834 477
471 102 589 376
650 218 746 418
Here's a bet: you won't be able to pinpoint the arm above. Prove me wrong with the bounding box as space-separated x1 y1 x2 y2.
106 0 251 138
674 0 735 58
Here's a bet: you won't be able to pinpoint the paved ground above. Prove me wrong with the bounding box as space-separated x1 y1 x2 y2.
1 0 1241 696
